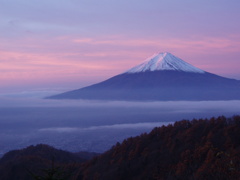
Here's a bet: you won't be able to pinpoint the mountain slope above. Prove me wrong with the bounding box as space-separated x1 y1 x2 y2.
0 144 83 180
79 116 240 180
1 116 240 180
48 52 240 101
0 144 98 180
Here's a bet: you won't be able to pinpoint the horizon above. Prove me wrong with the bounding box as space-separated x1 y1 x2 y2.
1 0 240 96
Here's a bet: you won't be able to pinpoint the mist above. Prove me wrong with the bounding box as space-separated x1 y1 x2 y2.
0 97 240 156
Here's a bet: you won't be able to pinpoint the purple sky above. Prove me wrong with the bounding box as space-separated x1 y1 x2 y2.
0 0 240 94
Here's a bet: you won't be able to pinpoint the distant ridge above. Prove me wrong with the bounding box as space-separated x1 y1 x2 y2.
48 52 240 101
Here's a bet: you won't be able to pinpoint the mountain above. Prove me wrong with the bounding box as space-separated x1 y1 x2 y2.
48 52 240 101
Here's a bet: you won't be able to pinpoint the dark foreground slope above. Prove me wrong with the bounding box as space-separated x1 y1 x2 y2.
48 71 240 101
1 116 240 180
80 116 240 180
0 144 97 180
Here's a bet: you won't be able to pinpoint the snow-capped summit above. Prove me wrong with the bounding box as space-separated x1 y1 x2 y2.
126 52 205 74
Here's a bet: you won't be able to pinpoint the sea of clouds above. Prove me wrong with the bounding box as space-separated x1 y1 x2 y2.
0 96 239 156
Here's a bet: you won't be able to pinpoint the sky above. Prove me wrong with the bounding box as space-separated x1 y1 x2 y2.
1 0 240 95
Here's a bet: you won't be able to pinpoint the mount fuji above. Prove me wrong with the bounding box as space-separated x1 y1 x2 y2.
48 52 240 101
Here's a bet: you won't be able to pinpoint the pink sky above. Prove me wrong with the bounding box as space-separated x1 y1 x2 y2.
0 0 240 94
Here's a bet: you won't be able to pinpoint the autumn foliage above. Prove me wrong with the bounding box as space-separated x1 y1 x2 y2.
80 115 240 180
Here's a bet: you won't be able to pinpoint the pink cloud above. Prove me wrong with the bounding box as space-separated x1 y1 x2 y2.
72 35 240 50
1 34 240 92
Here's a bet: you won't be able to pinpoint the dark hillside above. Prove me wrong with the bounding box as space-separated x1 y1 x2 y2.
80 116 240 180
1 116 240 180
0 144 86 180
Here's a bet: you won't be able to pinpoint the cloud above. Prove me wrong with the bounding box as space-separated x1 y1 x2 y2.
1 34 240 92
38 122 173 133
73 35 240 53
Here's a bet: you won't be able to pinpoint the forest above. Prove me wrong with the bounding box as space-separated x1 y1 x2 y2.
0 115 240 180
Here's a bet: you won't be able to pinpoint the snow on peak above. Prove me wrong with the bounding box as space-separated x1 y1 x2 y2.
126 52 205 74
